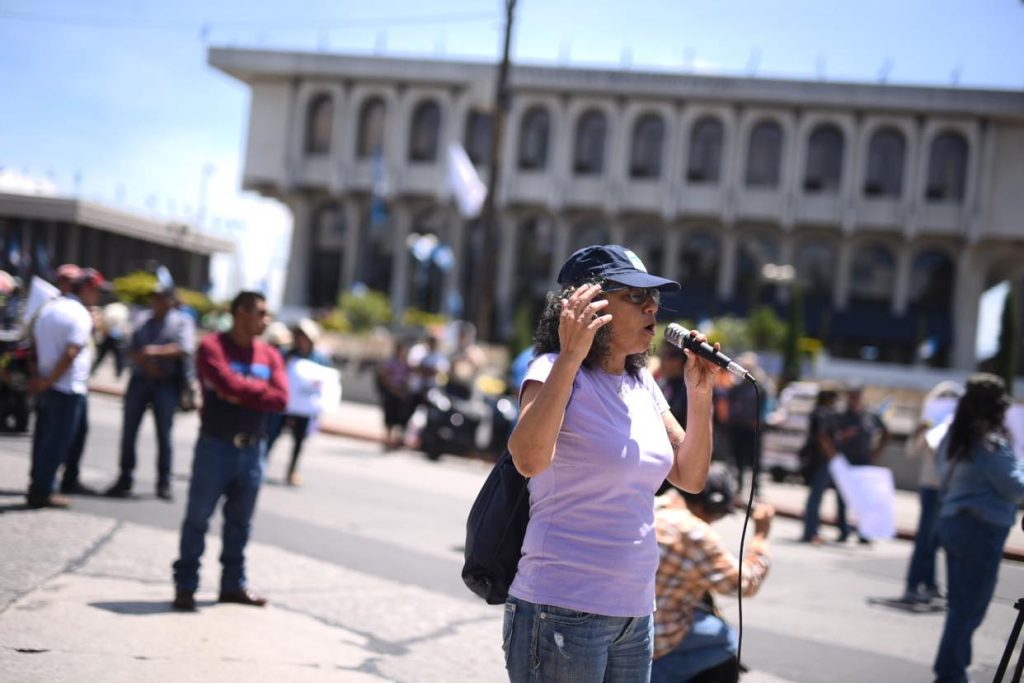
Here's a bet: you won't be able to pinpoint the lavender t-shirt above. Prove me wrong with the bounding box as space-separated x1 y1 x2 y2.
508 352 673 617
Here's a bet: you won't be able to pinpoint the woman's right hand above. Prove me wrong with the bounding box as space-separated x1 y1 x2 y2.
558 283 611 364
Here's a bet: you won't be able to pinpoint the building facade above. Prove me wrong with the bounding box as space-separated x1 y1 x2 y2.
211 48 1024 370
0 192 232 291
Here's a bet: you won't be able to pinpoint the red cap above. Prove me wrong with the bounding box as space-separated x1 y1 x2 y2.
74 268 110 291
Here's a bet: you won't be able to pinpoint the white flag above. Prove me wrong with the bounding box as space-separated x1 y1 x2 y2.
447 143 487 219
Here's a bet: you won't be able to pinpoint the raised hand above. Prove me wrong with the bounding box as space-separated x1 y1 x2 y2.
558 283 611 364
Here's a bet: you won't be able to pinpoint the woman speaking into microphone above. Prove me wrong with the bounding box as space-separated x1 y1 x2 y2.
502 244 720 682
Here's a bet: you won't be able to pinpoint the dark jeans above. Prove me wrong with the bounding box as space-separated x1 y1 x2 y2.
92 335 125 377
29 389 86 497
172 433 266 593
906 486 941 592
117 375 179 488
60 398 88 490
802 461 849 541
266 413 312 475
933 513 1009 683
728 426 760 496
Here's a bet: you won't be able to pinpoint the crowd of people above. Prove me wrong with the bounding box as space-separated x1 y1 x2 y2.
16 246 1024 682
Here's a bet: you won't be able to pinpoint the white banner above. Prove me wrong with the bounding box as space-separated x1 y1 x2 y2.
829 455 896 541
285 358 341 419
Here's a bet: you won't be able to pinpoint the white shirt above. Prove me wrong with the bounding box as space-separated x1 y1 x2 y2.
33 295 93 394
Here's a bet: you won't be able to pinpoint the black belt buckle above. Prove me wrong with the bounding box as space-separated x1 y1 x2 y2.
232 433 259 448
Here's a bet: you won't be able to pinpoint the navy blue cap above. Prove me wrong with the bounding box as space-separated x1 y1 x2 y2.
557 245 680 291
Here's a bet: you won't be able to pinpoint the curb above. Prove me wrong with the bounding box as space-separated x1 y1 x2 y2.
87 381 1024 562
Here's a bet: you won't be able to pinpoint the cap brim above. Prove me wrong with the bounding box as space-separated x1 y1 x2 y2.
605 272 680 291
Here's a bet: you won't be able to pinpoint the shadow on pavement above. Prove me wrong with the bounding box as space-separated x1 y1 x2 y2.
90 599 216 615
867 596 946 614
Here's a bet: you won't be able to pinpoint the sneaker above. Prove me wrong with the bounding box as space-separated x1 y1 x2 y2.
26 493 72 509
156 483 173 501
901 587 933 604
105 482 133 499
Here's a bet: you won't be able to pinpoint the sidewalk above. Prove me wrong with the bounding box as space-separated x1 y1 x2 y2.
86 364 1024 561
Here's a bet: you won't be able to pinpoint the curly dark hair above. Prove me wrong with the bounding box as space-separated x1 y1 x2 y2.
947 373 1011 461
531 282 650 378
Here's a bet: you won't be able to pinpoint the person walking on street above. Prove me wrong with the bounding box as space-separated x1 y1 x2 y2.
800 388 848 544
171 291 287 611
502 244 719 682
652 464 773 683
26 268 108 508
933 374 1024 683
105 284 195 501
832 382 889 544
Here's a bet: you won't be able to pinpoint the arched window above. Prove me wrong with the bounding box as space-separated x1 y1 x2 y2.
794 240 837 298
407 208 448 313
356 97 387 159
357 205 392 292
736 233 781 310
926 132 968 202
745 121 783 188
304 93 333 155
574 110 607 175
804 124 844 193
678 231 720 293
464 110 492 166
630 113 665 179
910 249 955 311
518 106 550 170
849 242 896 307
864 128 905 198
308 203 344 307
408 100 441 163
687 117 723 183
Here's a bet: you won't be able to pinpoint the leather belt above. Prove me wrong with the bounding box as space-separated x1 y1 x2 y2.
202 430 263 449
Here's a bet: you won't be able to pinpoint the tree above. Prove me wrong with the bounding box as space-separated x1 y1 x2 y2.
993 283 1020 397
781 286 804 388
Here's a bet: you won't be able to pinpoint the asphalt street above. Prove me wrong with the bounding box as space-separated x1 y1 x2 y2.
2 393 1024 682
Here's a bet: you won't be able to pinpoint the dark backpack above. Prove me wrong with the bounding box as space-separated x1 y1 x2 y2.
462 450 530 605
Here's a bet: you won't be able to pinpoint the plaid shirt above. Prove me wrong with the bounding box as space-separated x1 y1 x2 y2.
653 490 771 660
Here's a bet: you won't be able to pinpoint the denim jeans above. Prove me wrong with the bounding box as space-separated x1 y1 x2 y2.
933 512 1010 683
172 434 266 593
651 609 737 683
117 375 179 488
29 389 86 497
503 596 653 682
802 462 849 541
906 486 941 592
60 398 88 490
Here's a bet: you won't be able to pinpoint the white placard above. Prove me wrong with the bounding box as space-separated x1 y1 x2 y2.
829 455 896 541
921 397 958 427
23 276 59 326
285 357 341 418
1008 404 1024 462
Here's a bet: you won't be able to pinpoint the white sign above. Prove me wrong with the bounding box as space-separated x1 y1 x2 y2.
285 357 341 418
23 276 59 326
829 455 896 541
1008 404 1024 462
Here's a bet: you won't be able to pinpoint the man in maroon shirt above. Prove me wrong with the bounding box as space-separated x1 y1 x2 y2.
171 291 287 611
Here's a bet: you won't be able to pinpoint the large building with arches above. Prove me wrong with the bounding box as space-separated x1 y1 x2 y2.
211 48 1024 371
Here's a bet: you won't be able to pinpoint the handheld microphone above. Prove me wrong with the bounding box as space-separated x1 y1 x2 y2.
664 323 755 383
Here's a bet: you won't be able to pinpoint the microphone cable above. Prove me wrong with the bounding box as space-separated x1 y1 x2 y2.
735 377 760 670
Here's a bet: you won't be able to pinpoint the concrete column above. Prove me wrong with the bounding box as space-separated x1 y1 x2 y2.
951 249 986 370
906 118 928 239
662 226 683 284
495 213 520 339
717 227 737 302
833 239 853 309
892 243 914 315
388 201 412 317
550 214 572 285
341 198 362 290
965 120 989 243
776 234 796 305
282 195 312 307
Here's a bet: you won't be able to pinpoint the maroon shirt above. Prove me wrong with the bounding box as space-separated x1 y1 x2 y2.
197 333 288 438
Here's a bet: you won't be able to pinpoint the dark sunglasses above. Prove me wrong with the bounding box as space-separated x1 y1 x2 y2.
602 282 661 306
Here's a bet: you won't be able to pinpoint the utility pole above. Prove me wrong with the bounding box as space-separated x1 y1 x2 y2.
472 0 516 341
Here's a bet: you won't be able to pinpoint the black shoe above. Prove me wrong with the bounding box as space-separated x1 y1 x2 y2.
156 483 173 501
26 493 72 509
60 481 98 496
218 588 267 607
104 482 133 499
172 590 196 611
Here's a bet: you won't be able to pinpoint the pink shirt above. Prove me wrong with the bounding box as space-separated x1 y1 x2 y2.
509 353 673 617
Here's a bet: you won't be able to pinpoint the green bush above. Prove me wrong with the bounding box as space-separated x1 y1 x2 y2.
112 271 159 305
175 287 215 316
339 289 392 332
403 308 448 329
747 306 787 350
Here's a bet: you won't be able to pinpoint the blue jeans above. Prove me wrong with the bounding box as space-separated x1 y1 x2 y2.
906 486 941 592
933 513 1010 683
29 389 87 497
503 596 654 682
651 609 737 683
802 462 849 541
117 375 179 488
172 434 266 593
60 398 88 489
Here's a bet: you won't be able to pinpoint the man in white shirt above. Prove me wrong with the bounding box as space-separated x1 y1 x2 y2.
27 268 107 508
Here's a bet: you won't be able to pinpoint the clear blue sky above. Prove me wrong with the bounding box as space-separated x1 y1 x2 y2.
2 0 1023 309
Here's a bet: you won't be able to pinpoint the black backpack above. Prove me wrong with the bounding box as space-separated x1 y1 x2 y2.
462 450 530 604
